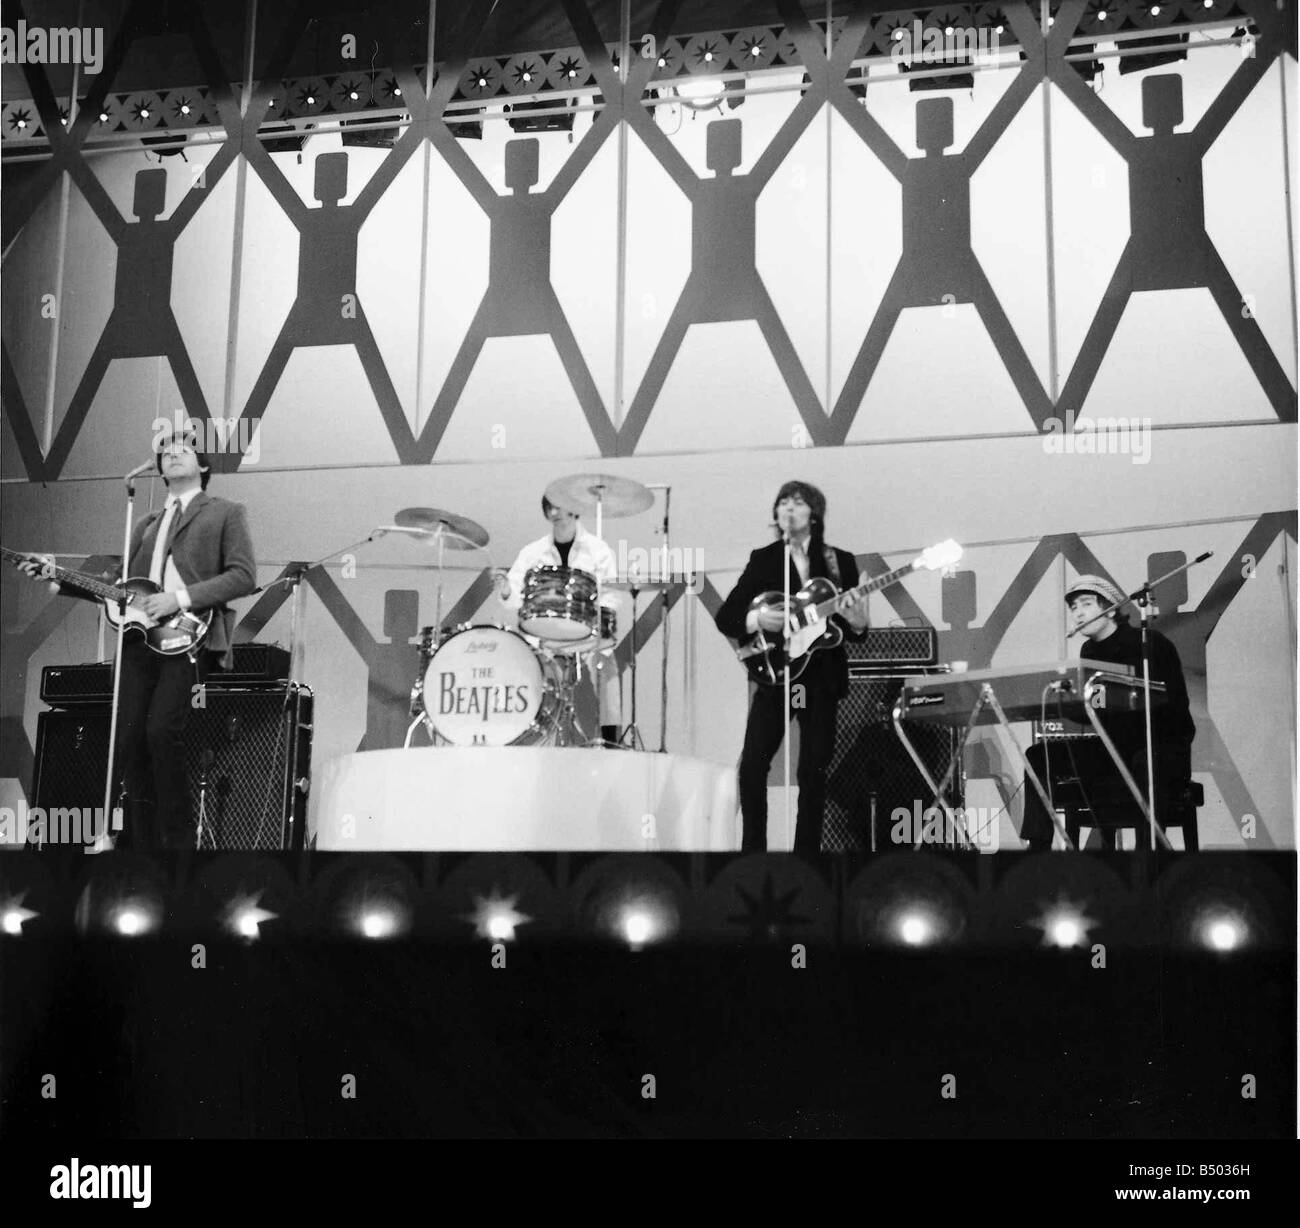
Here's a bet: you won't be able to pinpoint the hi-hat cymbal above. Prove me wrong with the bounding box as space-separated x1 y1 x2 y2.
393 507 490 549
545 473 654 519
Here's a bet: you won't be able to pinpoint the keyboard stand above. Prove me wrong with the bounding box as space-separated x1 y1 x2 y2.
893 680 1077 852
1081 672 1173 852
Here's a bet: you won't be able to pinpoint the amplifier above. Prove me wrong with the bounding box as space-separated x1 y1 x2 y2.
1034 719 1100 741
847 626 938 667
38 663 114 707
30 685 312 850
823 668 961 853
40 642 292 706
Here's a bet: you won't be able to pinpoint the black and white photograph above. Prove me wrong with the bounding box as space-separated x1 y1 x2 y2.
0 0 1295 1191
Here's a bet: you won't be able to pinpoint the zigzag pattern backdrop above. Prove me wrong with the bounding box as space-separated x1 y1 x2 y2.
1 0 1296 847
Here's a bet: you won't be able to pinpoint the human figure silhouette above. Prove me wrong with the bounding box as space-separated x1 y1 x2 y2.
826 92 1054 438
1050 0 1295 422
1 4 240 480
1146 521 1295 846
42 166 233 477
231 146 423 468
422 132 618 456
617 116 829 453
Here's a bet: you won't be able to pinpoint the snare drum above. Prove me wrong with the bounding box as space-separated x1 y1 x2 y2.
519 565 598 642
552 604 617 655
422 625 558 746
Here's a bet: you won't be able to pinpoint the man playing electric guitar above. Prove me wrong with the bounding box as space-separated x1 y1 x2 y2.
716 481 869 853
15 430 256 850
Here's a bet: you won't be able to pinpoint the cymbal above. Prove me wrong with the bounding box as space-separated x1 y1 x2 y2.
393 507 490 550
545 473 654 519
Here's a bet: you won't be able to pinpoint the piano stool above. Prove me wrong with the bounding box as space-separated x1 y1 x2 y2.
1061 779 1204 851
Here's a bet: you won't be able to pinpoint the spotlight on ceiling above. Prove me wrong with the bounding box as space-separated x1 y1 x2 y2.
1118 34 1188 75
340 117 400 148
505 96 576 133
674 76 726 110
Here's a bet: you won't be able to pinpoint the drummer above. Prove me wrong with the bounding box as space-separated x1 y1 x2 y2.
495 495 623 744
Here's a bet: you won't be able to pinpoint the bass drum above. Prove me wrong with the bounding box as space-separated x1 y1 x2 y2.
422 624 558 746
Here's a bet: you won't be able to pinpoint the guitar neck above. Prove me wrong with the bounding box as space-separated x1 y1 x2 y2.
813 560 915 619
1 547 124 603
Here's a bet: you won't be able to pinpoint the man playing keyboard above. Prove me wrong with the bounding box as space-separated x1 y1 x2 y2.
1021 575 1195 852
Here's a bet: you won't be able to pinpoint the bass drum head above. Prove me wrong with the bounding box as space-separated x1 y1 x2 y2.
423 625 557 746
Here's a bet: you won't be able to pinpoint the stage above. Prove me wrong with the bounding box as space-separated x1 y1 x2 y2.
311 747 740 850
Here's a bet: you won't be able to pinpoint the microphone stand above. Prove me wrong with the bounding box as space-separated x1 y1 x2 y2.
1090 551 1211 851
250 530 390 684
783 523 793 850
95 469 148 853
658 486 671 753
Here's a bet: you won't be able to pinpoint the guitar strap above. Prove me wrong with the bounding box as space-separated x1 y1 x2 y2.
821 544 842 588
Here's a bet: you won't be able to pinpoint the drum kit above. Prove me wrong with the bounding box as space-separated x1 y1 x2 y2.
402 473 673 751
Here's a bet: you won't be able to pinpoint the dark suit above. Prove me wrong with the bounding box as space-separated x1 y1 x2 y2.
1021 623 1195 849
114 492 256 848
717 538 861 852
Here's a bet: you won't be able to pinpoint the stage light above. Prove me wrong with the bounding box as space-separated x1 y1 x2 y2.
1097 10 1107 18
306 95 316 105
506 97 576 133
1150 5 1160 14
750 44 762 56
521 71 532 82
140 108 150 118
621 906 662 949
466 889 530 941
360 908 398 939
113 902 158 936
180 103 191 115
2 901 37 935
16 119 26 129
393 86 402 97
897 912 935 946
478 76 488 87
657 57 666 66
674 77 725 110
1033 898 1097 948
349 90 359 101
225 894 276 940
99 111 109 122
893 28 904 40
1200 912 1247 952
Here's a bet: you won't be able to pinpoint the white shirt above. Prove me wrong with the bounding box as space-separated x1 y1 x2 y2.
147 487 199 610
502 521 622 623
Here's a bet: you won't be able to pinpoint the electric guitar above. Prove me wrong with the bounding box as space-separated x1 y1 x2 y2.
735 539 963 685
3 547 212 656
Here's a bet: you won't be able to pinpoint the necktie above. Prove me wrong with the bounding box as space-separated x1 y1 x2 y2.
148 499 179 585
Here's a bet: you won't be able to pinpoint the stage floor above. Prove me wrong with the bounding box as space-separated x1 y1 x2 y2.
311 747 740 850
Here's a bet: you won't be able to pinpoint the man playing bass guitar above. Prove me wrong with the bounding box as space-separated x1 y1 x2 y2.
716 481 869 853
15 429 256 849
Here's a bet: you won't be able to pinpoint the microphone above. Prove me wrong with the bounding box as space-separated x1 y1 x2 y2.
124 459 155 483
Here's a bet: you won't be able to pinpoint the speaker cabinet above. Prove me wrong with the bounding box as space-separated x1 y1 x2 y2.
823 671 962 852
32 708 110 812
187 686 313 851
30 685 312 850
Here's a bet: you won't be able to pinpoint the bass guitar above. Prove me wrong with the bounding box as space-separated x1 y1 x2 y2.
735 539 963 685
3 546 211 656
